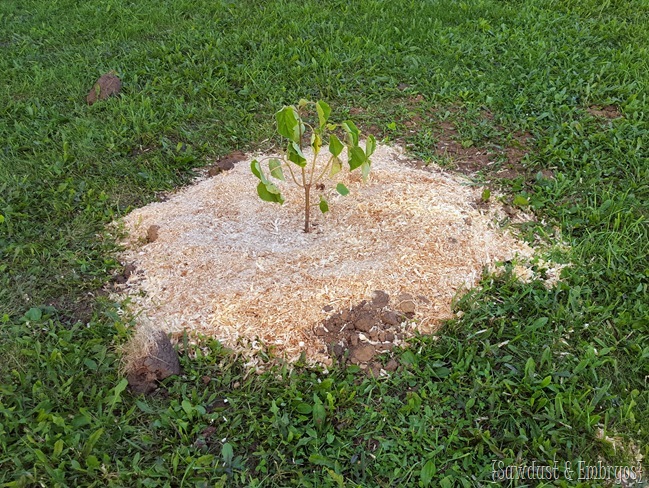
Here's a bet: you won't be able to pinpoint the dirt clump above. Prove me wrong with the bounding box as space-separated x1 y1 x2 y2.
124 327 182 395
147 224 160 243
208 151 246 176
86 71 121 105
588 105 621 119
316 290 421 369
112 262 136 285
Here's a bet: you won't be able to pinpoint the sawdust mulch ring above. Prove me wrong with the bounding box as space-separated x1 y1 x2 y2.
115 143 555 376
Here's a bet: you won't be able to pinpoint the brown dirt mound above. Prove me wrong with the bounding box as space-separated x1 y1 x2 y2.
114 143 538 365
87 71 121 106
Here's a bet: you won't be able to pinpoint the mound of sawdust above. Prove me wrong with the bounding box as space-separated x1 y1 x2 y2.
116 143 536 364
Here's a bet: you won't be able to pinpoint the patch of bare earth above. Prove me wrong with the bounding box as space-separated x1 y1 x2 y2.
115 144 539 366
434 115 537 180
588 105 622 119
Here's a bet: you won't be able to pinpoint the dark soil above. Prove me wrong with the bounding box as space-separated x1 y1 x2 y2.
126 328 182 395
146 224 160 243
86 72 121 106
315 290 426 374
207 151 246 176
588 105 622 119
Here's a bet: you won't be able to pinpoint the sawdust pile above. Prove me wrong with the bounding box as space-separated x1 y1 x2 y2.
117 144 536 364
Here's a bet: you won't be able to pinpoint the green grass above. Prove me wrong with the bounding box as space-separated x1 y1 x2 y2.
1 0 648 486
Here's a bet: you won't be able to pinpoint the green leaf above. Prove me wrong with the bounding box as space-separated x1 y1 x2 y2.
257 182 284 204
269 158 285 181
276 106 301 143
329 134 344 157
342 120 360 146
136 400 155 414
86 455 100 470
365 134 376 158
327 469 345 487
0 214 4 223
348 146 366 170
319 196 329 214
296 403 312 414
361 161 371 182
250 160 268 184
311 132 322 153
336 183 349 196
181 399 193 416
110 379 128 410
221 443 234 466
313 396 326 427
401 350 417 366
81 428 104 458
34 449 49 465
539 375 552 388
433 366 450 378
287 142 307 167
421 459 437 485
440 476 453 488
53 440 64 458
316 100 331 128
265 182 281 195
308 453 335 468
330 156 342 177
83 358 98 371
524 357 536 379
481 188 491 202
513 194 529 206
24 307 42 322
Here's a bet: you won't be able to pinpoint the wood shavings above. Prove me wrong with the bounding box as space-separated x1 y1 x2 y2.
115 143 548 365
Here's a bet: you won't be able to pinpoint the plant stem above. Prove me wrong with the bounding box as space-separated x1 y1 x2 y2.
304 184 311 233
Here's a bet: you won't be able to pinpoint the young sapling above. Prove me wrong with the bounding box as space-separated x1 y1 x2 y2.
251 100 376 233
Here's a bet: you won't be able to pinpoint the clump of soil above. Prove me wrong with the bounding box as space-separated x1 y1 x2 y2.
111 262 136 285
86 71 121 105
316 290 420 368
588 105 622 119
146 224 160 243
208 151 246 176
122 324 182 395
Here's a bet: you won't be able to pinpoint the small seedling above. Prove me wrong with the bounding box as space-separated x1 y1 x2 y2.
251 100 376 233
481 187 491 202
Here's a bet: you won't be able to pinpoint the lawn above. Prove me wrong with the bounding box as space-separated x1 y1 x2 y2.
1 0 647 486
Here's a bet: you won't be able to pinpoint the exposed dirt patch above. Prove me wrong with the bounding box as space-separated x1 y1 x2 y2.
146 225 160 243
122 324 182 395
86 71 121 106
434 118 535 182
588 105 622 119
46 291 104 326
316 290 420 368
208 151 246 177
435 120 494 174
111 262 137 285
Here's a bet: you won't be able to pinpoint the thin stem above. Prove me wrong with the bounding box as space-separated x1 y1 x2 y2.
301 165 311 233
284 157 302 187
304 184 311 233
314 155 335 183
308 151 319 187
